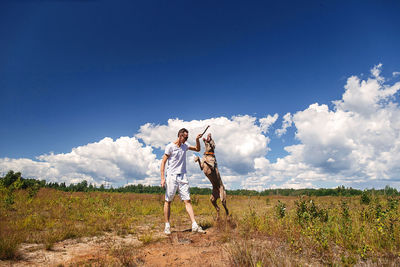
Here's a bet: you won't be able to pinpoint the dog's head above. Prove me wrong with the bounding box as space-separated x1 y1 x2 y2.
203 133 215 152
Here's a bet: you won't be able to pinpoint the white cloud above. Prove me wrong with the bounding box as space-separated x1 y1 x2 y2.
251 64 400 189
259 113 278 134
137 115 272 175
275 112 293 137
290 65 400 180
371 63 384 82
1 64 400 190
0 114 277 189
0 136 159 185
333 64 400 116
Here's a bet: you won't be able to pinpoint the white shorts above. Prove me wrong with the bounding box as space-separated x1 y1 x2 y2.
165 173 190 202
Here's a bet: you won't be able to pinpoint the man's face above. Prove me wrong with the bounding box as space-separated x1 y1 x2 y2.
179 132 189 143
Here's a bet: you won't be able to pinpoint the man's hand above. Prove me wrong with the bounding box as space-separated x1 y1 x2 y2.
188 133 202 152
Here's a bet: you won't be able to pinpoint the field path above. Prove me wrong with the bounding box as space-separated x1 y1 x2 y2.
134 227 228 267
1 227 228 266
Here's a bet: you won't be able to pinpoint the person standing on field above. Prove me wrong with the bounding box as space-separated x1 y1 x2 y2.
160 128 205 235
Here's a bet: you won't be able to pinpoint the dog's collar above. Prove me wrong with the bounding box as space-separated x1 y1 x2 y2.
204 152 215 155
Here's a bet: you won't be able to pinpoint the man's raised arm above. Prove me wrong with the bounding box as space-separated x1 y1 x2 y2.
188 134 203 152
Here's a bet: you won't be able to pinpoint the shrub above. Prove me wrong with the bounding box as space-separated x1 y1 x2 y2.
241 206 262 232
387 196 399 211
275 200 286 218
28 183 41 199
360 190 371 205
0 233 21 260
295 198 328 224
340 200 350 221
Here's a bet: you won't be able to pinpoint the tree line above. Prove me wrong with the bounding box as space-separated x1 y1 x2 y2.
1 170 399 196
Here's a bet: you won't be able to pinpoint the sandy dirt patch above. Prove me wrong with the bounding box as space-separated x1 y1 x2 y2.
1 227 228 266
133 227 228 267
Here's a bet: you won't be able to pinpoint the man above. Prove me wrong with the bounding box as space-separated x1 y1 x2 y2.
160 128 205 235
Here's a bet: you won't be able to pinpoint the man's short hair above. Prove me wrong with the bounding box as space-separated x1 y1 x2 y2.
177 128 188 137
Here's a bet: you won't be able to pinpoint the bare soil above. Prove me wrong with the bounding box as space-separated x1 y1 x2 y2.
1 227 228 267
133 227 228 267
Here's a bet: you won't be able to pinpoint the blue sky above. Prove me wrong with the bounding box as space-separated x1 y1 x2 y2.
1 1 400 189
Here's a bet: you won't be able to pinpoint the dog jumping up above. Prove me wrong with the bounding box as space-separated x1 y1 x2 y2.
195 133 229 219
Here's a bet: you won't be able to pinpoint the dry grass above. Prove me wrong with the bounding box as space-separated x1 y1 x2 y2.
0 232 21 260
1 188 400 265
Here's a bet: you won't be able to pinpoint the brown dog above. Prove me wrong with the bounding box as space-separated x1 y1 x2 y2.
195 133 229 219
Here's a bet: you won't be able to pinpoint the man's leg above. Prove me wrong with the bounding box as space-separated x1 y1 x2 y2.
178 174 205 233
164 174 178 234
164 201 171 235
183 200 195 223
184 199 205 233
178 176 195 223
164 201 171 223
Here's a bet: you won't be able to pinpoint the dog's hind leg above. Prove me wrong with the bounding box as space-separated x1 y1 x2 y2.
210 194 220 220
214 168 229 216
220 186 229 215
222 199 229 216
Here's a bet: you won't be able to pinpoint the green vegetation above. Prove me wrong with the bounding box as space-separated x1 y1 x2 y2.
1 170 400 265
1 170 399 196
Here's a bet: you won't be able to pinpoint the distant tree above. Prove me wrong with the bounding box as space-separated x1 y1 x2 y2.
1 170 22 187
88 183 94 191
384 185 398 196
2 170 400 196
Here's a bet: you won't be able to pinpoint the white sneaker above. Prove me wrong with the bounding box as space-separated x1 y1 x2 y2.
192 225 205 233
164 226 171 235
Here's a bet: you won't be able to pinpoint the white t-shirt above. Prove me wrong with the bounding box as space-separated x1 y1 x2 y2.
164 142 190 175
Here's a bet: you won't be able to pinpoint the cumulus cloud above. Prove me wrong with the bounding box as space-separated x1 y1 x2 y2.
0 137 160 185
275 112 293 137
293 64 400 179
0 114 277 188
334 64 400 116
137 115 272 175
1 64 400 190
259 113 278 134
371 63 384 81
252 64 400 189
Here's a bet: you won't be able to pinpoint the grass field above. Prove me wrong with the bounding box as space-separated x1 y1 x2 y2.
1 187 400 266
